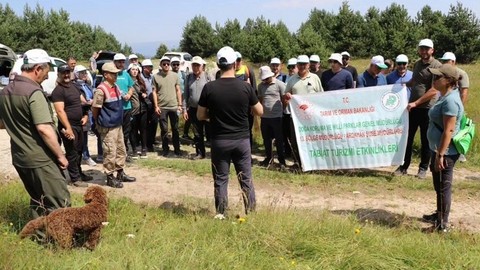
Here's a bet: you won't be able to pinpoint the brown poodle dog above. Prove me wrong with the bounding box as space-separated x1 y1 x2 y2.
19 186 108 250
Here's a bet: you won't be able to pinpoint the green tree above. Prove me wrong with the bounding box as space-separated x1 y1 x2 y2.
362 7 386 57
334 2 366 57
180 15 220 58
216 19 242 48
154 43 169 59
296 23 330 58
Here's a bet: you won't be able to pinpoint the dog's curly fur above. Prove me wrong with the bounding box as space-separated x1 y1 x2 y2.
19 186 108 250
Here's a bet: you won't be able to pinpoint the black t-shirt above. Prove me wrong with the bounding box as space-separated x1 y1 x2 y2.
344 65 358 83
51 82 83 127
198 77 258 140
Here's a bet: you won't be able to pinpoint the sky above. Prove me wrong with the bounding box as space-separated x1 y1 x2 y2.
1 0 479 56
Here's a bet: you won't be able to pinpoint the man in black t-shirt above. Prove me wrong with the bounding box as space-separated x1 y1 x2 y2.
197 46 263 219
341 51 358 88
51 65 92 187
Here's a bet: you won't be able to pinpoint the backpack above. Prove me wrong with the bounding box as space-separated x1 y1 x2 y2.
434 114 475 155
453 115 475 154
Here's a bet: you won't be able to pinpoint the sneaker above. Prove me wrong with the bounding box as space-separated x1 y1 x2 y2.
459 154 467 162
131 153 139 160
422 212 438 224
393 166 407 176
162 150 169 157
96 155 104 163
190 154 205 160
214 214 226 220
174 151 182 157
140 151 148 159
416 168 427 179
68 180 88 187
84 157 97 166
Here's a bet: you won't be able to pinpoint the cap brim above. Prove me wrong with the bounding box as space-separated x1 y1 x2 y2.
376 63 388 69
428 68 443 76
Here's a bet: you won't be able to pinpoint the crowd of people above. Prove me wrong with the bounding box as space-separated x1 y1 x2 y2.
0 37 469 232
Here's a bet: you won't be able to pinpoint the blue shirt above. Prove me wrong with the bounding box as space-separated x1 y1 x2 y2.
176 71 185 94
357 70 387 88
116 70 134 110
141 72 153 96
321 69 354 91
386 70 413 100
427 89 464 155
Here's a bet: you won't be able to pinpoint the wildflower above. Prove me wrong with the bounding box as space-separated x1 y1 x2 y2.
291 260 296 266
9 223 13 226
237 217 246 223
101 222 109 226
355 228 361 234
126 234 135 238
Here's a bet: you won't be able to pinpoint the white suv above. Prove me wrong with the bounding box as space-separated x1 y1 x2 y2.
162 52 192 73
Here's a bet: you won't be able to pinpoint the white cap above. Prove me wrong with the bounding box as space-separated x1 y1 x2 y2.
170 57 180 63
259 66 275 80
395 54 409 63
297 55 309 63
270 57 281 64
418 38 434 48
159 56 170 63
287 58 297 66
371 55 388 69
440 52 456 61
74 65 87 73
217 46 237 65
341 51 350 57
328 53 343 64
23 49 55 66
309 55 320 63
141 59 153 66
128 63 142 72
192 56 204 65
235 51 242 59
128 54 138 59
114 53 126 61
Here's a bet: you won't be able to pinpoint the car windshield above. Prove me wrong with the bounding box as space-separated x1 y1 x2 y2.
96 52 116 61
164 53 181 59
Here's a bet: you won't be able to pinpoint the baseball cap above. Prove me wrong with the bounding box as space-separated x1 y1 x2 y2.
74 65 87 73
170 57 180 63
371 55 388 69
141 59 153 66
114 53 126 61
297 55 309 63
309 55 320 63
287 58 297 66
395 54 409 63
341 51 351 58
128 63 142 72
159 56 170 63
57 64 71 73
328 53 343 64
128 54 138 59
235 51 242 59
23 49 56 66
217 46 237 65
192 56 204 65
270 57 281 64
440 52 456 61
428 64 459 80
102 62 121 73
418 38 434 48
259 66 275 80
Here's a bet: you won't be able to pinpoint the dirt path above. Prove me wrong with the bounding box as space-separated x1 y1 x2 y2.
1 129 480 232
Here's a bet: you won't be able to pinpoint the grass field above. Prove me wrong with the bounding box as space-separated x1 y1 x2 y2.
2 181 480 269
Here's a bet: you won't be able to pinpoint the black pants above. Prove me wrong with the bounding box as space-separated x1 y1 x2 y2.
122 109 132 153
159 109 180 153
188 107 206 157
211 138 255 215
147 107 158 149
131 110 148 152
282 113 292 157
248 113 254 148
430 152 459 227
60 124 84 181
289 118 302 166
402 108 431 170
260 117 285 164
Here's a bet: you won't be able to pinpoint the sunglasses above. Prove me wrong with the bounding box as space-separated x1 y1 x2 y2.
342 57 349 60
287 65 295 69
172 63 180 67
397 62 407 66
161 63 170 66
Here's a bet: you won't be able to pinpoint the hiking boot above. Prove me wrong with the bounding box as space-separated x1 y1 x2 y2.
80 173 93 181
174 150 182 158
459 154 467 162
416 168 427 179
106 174 123 188
191 154 205 160
117 170 136 182
68 180 88 187
393 166 407 176
422 212 438 224
140 151 148 159
162 150 169 157
131 153 139 160
279 164 287 172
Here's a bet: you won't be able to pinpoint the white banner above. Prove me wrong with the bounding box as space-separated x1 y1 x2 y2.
290 85 408 171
